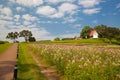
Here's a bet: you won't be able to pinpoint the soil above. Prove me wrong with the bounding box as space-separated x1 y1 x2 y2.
0 43 18 80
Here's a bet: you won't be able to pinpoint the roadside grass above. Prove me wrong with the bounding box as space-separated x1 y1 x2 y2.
0 43 12 54
17 43 46 80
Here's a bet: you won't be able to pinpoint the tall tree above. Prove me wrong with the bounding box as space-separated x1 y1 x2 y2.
94 25 120 40
94 24 108 38
80 26 92 38
19 30 32 42
6 32 19 42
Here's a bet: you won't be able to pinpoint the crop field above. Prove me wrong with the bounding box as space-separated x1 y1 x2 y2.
18 43 120 80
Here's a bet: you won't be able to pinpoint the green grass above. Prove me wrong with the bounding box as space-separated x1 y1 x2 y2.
37 39 107 45
0 43 12 54
17 43 46 80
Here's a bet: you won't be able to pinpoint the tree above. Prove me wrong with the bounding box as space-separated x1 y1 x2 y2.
95 25 120 40
19 30 32 42
54 37 60 41
80 26 92 38
94 24 108 38
6 32 19 42
29 37 36 42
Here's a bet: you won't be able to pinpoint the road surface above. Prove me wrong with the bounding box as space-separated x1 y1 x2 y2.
0 43 18 80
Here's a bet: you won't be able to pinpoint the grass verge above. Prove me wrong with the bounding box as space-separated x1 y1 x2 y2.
0 43 12 54
17 43 46 80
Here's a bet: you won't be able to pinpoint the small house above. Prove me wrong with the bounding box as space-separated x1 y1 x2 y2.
89 30 98 38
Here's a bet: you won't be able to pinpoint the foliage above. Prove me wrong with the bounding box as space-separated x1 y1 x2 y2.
6 32 19 42
29 37 36 42
28 43 120 80
62 38 74 40
19 30 32 42
80 26 92 38
94 25 120 41
54 37 60 41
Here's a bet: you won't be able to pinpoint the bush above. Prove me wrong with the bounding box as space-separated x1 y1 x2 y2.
54 37 60 41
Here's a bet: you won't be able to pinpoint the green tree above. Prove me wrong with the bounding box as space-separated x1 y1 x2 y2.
95 25 120 40
80 26 92 38
29 37 36 42
54 37 60 41
6 32 19 42
94 24 108 38
19 30 32 42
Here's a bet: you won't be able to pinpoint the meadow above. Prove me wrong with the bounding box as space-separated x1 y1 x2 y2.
18 40 120 80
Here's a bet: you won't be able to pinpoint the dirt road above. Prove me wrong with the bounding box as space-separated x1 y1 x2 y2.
0 43 18 80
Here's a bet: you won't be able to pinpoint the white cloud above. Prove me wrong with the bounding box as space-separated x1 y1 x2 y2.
0 7 12 16
50 12 64 18
73 24 81 28
23 21 32 25
51 3 78 18
46 0 75 4
116 3 120 8
14 15 20 21
36 6 56 16
83 8 101 15
15 0 43 7
16 7 24 11
59 3 78 15
62 17 77 23
0 19 14 26
78 0 102 8
22 14 38 21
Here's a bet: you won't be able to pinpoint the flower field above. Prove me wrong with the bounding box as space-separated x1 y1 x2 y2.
25 43 120 80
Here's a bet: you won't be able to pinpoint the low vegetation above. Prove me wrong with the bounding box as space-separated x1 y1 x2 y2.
17 43 46 80
24 43 120 80
0 43 12 54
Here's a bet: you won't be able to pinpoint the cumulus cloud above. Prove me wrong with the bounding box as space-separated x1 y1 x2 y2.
16 7 24 11
36 6 56 16
55 3 78 18
14 15 20 21
83 8 101 15
59 3 78 14
78 0 102 8
22 14 38 21
14 0 43 7
46 0 75 4
0 7 12 16
62 17 77 24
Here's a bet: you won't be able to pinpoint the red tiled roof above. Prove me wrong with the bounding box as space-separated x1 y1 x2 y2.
89 30 96 37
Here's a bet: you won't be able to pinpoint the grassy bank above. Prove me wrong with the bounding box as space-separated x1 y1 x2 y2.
0 43 12 54
17 43 46 80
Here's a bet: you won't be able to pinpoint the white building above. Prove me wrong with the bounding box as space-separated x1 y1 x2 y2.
89 30 98 38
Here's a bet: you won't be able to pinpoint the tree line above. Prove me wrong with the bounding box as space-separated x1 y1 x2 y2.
80 24 120 41
6 30 36 42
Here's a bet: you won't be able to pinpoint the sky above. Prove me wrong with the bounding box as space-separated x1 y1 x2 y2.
0 0 120 41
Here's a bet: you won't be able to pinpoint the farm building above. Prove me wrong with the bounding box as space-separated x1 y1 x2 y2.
89 30 98 38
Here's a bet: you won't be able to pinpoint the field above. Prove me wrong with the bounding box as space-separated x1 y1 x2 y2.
0 43 12 54
18 40 120 80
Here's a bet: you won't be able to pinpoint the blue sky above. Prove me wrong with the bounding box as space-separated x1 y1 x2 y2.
0 0 120 41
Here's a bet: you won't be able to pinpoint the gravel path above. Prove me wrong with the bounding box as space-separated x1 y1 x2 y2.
0 43 18 80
